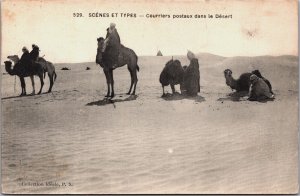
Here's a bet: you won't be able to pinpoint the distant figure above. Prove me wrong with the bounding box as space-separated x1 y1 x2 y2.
19 46 31 68
30 44 40 62
157 50 163 56
103 23 121 69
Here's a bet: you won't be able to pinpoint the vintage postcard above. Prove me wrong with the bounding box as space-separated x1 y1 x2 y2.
1 0 298 194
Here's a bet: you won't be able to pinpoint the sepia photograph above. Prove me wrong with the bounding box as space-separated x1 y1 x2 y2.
1 0 298 194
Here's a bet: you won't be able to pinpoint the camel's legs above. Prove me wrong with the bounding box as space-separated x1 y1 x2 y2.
127 69 134 95
37 74 44 94
198 77 200 92
110 69 115 98
131 68 138 95
171 84 175 94
162 85 165 95
48 73 54 93
30 75 35 95
103 69 111 97
20 77 26 96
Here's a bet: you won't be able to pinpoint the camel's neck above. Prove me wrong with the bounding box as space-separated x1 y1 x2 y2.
14 59 19 64
96 48 104 66
225 76 238 90
7 58 19 66
10 57 19 65
5 64 16 76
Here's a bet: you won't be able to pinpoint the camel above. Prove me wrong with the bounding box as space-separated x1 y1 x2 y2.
224 69 252 92
159 59 184 95
7 55 57 93
159 51 200 96
4 60 44 96
96 37 139 97
36 57 57 92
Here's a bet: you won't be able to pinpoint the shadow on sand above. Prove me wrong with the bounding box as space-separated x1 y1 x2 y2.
86 95 138 107
248 97 275 103
217 91 248 102
217 91 274 103
161 92 205 103
1 92 52 100
1 95 23 100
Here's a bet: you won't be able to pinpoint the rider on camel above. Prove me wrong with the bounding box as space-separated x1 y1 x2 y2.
104 23 121 69
20 46 31 67
29 44 40 62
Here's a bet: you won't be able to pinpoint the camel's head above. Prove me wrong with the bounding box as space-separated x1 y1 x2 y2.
96 37 105 66
97 37 105 51
250 74 259 84
4 61 12 67
4 61 16 75
224 69 232 78
251 69 262 78
7 55 19 64
224 69 234 88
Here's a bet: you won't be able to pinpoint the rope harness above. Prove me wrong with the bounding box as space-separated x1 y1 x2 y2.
14 75 16 93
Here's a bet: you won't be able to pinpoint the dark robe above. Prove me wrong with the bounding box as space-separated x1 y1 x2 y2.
251 70 273 94
104 28 121 68
29 48 39 62
20 51 31 66
183 58 200 96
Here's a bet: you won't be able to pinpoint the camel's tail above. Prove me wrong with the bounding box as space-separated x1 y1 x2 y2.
43 65 47 78
53 71 57 81
134 52 140 72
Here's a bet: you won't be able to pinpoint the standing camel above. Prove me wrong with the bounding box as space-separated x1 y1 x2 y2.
7 55 35 95
36 57 57 92
7 55 57 93
159 59 184 95
4 59 44 96
96 37 139 97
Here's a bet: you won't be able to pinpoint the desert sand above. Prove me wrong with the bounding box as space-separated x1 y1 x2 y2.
1 54 298 194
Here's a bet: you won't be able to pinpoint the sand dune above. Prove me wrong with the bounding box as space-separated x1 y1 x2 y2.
1 54 298 194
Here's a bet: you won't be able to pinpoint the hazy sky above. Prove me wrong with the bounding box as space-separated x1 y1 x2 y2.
1 0 298 63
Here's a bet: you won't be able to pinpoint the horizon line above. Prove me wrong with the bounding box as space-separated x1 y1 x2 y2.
52 53 298 64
